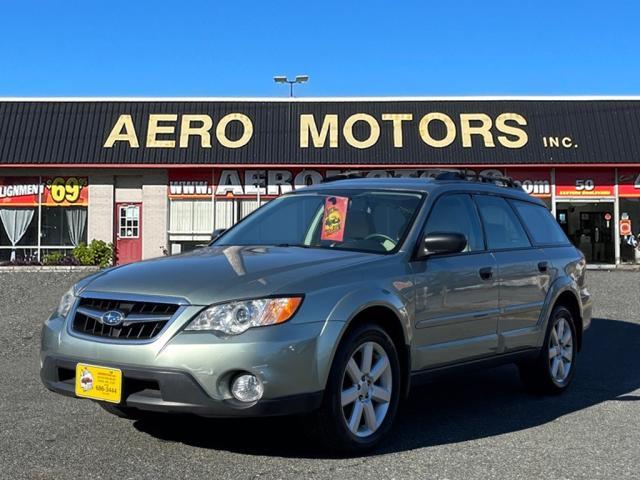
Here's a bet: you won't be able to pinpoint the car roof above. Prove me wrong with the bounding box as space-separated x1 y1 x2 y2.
299 177 545 205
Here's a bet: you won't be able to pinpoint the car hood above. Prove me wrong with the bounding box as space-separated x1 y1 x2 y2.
80 246 380 305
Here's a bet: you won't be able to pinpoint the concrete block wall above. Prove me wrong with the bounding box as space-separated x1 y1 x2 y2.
141 171 168 260
87 174 114 245
89 170 168 261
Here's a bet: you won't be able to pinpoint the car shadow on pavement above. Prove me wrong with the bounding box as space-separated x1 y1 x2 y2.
132 317 640 458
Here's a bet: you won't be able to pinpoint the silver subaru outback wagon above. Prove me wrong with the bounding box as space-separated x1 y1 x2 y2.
40 172 592 453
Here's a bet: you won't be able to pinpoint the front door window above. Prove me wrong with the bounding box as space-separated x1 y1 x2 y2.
119 205 139 238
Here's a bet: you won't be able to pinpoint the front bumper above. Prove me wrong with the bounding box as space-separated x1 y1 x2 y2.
41 304 344 417
40 355 322 417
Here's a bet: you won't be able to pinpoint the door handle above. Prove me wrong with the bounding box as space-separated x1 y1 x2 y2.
479 267 493 280
538 261 549 273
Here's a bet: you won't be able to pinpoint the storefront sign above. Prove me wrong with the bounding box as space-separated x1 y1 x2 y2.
0 176 88 206
167 167 556 199
168 170 213 199
506 168 551 197
555 169 614 197
104 112 528 151
620 218 632 236
8 100 640 167
0 177 43 205
44 177 89 206
617 169 640 197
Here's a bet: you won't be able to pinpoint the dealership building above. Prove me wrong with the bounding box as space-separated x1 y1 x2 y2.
1 97 640 266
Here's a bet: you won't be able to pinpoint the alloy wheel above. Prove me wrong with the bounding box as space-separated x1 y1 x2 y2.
340 341 392 438
548 316 573 384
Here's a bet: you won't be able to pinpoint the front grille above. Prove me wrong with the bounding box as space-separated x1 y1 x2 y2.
72 297 179 341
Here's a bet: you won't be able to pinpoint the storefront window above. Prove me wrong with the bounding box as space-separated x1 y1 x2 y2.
0 176 88 262
41 206 88 247
0 208 38 261
553 169 616 264
619 198 640 264
556 202 615 264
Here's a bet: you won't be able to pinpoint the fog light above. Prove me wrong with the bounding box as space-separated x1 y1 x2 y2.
231 374 263 402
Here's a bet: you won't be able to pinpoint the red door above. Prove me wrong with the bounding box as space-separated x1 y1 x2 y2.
115 203 142 264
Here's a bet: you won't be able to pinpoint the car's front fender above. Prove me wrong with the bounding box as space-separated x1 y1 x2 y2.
314 286 412 391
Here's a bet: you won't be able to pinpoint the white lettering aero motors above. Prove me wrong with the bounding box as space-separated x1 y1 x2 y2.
0 182 44 199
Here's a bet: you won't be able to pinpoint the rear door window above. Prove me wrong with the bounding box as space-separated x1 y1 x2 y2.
511 200 570 246
474 195 532 250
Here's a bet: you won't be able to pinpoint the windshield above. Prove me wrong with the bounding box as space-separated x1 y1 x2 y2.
215 190 424 254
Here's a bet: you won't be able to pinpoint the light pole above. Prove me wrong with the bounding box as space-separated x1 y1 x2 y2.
273 75 309 97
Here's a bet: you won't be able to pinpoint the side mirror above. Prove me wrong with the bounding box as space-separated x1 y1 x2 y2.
419 232 467 258
210 228 226 242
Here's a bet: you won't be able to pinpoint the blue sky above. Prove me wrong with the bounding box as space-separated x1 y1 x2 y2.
0 0 638 96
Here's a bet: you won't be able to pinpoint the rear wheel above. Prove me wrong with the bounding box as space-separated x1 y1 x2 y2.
520 305 577 394
310 323 401 453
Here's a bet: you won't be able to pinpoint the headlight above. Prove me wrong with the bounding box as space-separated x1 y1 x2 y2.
56 287 76 318
186 297 303 335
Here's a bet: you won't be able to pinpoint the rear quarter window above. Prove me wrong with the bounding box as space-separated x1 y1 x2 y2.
511 200 570 246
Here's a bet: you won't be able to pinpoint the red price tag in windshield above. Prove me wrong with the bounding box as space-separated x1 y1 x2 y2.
321 196 349 242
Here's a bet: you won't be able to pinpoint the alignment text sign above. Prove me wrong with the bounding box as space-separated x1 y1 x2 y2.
0 177 88 206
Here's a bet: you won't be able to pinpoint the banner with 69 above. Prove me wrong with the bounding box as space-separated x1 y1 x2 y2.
0 176 88 206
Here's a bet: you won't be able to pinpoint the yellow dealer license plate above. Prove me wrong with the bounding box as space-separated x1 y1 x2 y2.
75 363 122 404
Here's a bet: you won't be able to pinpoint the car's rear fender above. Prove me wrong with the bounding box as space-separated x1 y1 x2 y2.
537 275 587 350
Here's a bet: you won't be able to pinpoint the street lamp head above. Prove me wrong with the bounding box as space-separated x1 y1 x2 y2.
274 74 309 97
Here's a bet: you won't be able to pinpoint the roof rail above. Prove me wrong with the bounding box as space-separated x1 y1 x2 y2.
434 169 521 189
322 171 367 183
322 168 457 183
321 168 521 190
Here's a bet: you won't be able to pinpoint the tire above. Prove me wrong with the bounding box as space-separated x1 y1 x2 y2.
519 305 578 394
309 323 401 454
99 403 148 420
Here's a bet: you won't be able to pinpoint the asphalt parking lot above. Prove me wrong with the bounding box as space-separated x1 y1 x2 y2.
1 270 639 480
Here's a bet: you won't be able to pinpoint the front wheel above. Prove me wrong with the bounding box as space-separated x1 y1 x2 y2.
519 305 577 394
310 324 401 453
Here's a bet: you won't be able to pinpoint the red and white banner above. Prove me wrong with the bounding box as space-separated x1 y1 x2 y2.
555 169 614 197
169 167 556 199
505 168 551 198
0 176 89 206
617 169 640 197
168 170 213 199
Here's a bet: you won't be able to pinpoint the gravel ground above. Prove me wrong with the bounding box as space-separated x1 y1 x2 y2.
0 270 639 480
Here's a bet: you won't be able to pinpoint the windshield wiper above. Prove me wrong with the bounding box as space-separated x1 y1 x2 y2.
273 243 312 248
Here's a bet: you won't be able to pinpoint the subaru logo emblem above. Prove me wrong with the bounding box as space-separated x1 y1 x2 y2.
101 310 125 326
